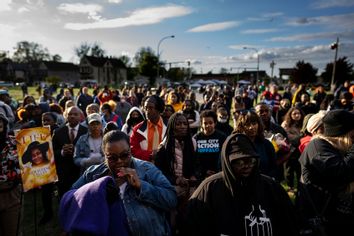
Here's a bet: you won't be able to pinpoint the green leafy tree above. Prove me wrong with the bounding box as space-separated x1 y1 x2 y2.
45 75 61 85
52 54 62 62
75 42 91 59
118 55 131 67
321 57 354 87
220 67 228 74
0 51 7 62
134 47 158 85
291 60 318 84
13 41 51 62
74 42 106 59
90 42 105 57
167 67 187 82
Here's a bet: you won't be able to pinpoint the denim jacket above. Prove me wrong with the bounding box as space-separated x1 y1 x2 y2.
72 158 177 236
73 133 104 173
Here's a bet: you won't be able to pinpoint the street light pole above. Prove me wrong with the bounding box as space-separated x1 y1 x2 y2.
157 35 175 79
243 47 259 84
330 37 339 93
270 60 276 83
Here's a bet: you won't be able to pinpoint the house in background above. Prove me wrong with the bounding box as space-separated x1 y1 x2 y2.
42 61 80 83
79 56 127 86
0 59 29 84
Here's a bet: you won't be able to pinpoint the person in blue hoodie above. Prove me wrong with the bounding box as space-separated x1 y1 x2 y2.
60 130 177 236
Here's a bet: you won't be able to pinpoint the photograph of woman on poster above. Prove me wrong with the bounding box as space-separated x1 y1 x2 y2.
22 141 49 166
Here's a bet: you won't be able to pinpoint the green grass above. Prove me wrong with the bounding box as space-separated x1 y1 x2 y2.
21 188 62 236
6 86 83 103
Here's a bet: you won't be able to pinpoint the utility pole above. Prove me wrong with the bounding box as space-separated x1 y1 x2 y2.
270 60 276 83
330 37 339 93
157 35 175 80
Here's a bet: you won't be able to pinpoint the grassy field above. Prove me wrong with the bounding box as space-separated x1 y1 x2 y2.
21 188 62 236
6 86 83 103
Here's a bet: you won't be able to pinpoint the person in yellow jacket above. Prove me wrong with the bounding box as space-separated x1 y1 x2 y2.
167 91 183 112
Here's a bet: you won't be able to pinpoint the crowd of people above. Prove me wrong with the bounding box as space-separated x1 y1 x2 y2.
0 80 354 236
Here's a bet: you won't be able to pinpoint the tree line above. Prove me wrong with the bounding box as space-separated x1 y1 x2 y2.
0 40 353 86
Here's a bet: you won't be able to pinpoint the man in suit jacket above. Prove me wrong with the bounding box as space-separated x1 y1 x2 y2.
53 106 88 197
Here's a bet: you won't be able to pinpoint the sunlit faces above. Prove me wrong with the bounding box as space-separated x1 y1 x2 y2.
67 107 81 127
86 105 100 116
173 115 188 138
89 121 102 137
217 109 229 123
255 105 271 122
144 98 160 121
42 113 56 127
201 116 216 136
104 140 132 174
170 93 178 104
291 109 302 121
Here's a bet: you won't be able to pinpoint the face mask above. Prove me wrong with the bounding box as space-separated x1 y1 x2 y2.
218 117 228 123
130 117 142 125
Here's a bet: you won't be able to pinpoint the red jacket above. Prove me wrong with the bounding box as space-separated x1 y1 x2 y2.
130 119 167 161
299 135 312 153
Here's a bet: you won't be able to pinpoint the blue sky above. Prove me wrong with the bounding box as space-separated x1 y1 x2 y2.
1 0 354 77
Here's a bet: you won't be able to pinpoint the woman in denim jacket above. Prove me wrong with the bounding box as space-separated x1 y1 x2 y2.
74 113 104 174
69 130 177 236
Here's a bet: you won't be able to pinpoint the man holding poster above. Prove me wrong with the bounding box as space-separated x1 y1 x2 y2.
15 126 58 192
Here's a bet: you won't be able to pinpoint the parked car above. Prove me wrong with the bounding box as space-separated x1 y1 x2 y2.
0 81 14 87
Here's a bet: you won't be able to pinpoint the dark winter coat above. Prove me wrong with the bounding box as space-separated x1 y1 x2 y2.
298 137 354 236
186 134 298 236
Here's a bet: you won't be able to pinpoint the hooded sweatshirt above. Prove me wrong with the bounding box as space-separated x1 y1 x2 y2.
121 107 144 136
186 133 299 236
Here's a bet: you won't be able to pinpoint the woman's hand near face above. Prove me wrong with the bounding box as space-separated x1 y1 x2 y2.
117 167 141 191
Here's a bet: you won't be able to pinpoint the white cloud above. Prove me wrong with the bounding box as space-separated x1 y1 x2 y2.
269 31 354 42
0 0 12 11
241 28 279 34
108 0 123 3
64 5 193 30
263 12 284 18
247 12 283 22
286 13 354 30
188 21 240 33
58 3 104 21
312 0 354 9
18 7 30 13
229 44 262 50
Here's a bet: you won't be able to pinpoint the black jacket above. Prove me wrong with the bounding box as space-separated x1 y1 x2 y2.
155 140 196 185
298 137 354 235
186 134 298 236
52 124 87 195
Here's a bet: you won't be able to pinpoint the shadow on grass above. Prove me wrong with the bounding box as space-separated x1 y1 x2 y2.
21 187 62 236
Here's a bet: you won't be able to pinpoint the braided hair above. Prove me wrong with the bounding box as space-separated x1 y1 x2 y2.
162 113 196 178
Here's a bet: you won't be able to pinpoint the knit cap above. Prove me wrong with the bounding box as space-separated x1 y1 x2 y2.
323 109 354 137
306 110 327 134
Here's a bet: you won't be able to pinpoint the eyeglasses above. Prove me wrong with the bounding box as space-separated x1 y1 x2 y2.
231 158 257 168
106 151 131 161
